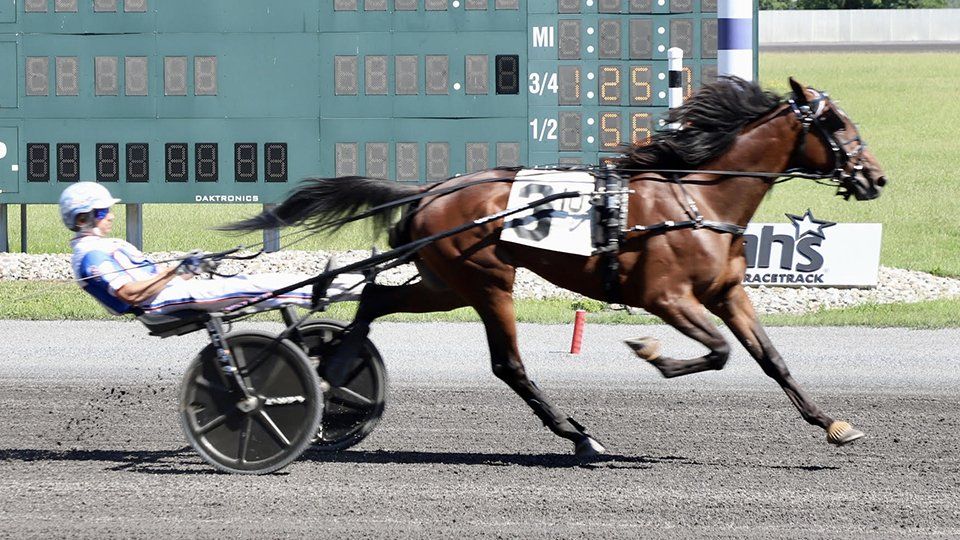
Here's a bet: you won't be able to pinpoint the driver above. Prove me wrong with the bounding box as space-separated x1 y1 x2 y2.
60 182 363 316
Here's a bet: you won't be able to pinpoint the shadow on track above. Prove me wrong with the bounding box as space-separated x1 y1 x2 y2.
0 447 841 473
303 449 692 470
0 447 223 475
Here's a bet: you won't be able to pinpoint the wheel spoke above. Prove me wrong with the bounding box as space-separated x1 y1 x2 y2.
195 376 228 394
197 414 227 435
238 417 252 464
329 386 374 409
258 357 292 396
340 359 370 387
232 345 248 370
256 410 291 448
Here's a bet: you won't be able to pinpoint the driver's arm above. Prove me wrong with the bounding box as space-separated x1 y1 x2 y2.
114 266 183 306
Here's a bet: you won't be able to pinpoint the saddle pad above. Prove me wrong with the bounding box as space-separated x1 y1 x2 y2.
500 169 595 256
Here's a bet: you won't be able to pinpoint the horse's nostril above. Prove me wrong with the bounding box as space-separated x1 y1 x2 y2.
877 176 887 187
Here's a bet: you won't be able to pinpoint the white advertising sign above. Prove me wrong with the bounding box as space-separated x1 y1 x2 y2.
744 211 882 288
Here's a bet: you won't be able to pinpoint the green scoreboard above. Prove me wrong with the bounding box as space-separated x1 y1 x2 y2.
0 0 753 205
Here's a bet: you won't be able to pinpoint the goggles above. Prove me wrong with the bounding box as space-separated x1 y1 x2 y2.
93 208 111 221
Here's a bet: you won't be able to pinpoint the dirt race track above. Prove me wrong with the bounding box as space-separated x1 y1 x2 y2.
0 321 958 539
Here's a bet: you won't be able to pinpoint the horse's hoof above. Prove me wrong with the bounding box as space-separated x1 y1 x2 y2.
827 421 865 446
624 337 661 361
575 437 606 457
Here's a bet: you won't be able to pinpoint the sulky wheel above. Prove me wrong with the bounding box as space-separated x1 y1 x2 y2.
179 331 324 474
296 319 387 452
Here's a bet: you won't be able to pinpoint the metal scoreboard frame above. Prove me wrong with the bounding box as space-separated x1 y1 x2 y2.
0 0 757 246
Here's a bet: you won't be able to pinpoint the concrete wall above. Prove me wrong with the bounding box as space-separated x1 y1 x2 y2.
759 9 960 44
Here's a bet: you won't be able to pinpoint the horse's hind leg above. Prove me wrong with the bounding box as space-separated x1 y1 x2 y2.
323 280 468 384
707 284 864 446
627 293 731 378
469 289 606 457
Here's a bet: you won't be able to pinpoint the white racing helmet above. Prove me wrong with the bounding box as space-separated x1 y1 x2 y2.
59 182 121 231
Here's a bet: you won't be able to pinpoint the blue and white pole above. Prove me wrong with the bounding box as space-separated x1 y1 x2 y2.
667 47 684 130
718 0 755 81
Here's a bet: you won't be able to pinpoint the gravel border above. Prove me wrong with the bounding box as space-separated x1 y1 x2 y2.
2 250 959 315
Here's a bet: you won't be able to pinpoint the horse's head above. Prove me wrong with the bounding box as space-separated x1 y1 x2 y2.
787 77 887 201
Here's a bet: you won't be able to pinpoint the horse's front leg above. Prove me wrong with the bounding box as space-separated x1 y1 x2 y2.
706 284 864 446
626 293 731 378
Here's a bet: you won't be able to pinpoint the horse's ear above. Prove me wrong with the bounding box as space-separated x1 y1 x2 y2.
789 77 807 104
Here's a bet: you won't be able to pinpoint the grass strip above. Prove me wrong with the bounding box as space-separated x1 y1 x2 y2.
2 281 957 329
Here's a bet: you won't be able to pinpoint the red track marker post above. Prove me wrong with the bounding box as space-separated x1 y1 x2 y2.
570 309 586 354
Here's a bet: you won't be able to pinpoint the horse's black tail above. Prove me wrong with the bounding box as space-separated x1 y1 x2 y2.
220 176 424 235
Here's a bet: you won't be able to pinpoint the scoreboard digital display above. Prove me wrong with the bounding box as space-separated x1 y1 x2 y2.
0 0 755 205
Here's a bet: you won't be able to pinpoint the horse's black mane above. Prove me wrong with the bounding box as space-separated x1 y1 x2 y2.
617 76 785 170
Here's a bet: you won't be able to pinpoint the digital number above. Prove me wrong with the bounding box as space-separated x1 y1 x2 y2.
629 19 653 59
94 0 117 13
96 144 120 182
125 57 148 96
365 56 389 95
55 0 78 12
164 56 187 96
599 66 621 104
630 65 652 104
702 19 719 59
55 57 79 96
558 111 582 151
426 142 449 180
57 143 80 182
466 142 488 173
426 55 449 95
196 143 218 182
682 66 694 99
265 143 288 182
496 55 520 95
27 144 50 182
366 143 389 178
631 112 652 145
558 19 581 60
529 118 558 142
600 112 621 149
336 142 359 177
26 57 49 96
165 143 188 182
670 19 694 56
235 143 257 182
24 0 47 12
496 142 521 167
528 72 558 96
395 55 418 96
335 55 359 96
126 143 149 182
194 56 218 96
598 19 621 59
95 57 119 96
465 55 489 95
558 65 581 106
396 142 418 181
125 0 148 13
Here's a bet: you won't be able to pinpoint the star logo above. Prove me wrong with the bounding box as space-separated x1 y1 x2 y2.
786 209 836 240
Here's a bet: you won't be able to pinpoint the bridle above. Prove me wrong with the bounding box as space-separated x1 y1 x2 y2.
787 89 869 200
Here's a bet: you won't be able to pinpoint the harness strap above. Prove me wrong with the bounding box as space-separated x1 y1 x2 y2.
625 219 746 236
592 165 626 304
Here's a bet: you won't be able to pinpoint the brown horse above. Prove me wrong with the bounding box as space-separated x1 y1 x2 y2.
227 77 887 456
